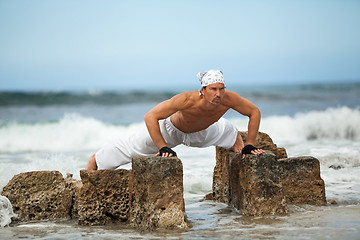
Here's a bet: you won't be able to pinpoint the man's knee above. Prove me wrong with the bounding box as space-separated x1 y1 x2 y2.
86 154 98 170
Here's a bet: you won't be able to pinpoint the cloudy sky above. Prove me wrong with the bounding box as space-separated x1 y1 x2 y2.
1 0 359 91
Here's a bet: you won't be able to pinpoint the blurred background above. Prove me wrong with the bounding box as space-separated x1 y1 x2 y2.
1 0 359 92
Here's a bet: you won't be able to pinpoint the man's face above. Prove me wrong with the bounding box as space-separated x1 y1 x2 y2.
201 83 226 105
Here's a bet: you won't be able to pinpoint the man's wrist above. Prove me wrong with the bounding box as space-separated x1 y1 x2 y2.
244 141 255 146
158 145 168 150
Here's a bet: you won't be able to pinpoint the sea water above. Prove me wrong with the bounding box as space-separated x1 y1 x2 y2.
0 83 360 239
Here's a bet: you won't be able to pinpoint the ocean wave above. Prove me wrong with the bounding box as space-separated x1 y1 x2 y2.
257 106 360 143
0 107 359 153
0 113 144 153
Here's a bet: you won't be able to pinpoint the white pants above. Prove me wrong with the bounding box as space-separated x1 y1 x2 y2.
95 117 238 169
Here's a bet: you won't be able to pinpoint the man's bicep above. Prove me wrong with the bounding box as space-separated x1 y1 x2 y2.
228 93 258 117
148 95 185 119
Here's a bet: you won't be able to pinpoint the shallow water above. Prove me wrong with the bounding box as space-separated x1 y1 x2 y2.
1 201 359 239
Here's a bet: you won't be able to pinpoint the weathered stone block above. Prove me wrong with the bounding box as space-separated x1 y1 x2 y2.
1 171 73 222
239 131 288 159
230 152 288 216
64 174 82 220
278 156 326 205
129 156 188 230
212 142 327 215
213 131 287 203
77 169 130 225
212 146 235 203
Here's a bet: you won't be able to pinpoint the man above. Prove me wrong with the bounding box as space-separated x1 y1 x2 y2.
86 70 264 170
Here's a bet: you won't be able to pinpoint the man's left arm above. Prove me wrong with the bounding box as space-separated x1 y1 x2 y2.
225 91 264 155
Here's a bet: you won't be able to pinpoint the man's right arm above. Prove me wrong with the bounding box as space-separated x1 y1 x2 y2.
144 93 191 156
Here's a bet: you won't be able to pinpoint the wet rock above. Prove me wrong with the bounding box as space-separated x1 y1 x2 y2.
212 146 327 215
2 157 188 230
129 156 188 230
278 156 327 205
329 164 344 170
212 146 235 204
212 131 287 203
202 193 213 201
239 131 288 159
64 174 82 219
77 169 130 226
230 152 288 215
1 171 73 222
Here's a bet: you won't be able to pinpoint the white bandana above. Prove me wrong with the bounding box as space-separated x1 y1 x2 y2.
197 70 225 87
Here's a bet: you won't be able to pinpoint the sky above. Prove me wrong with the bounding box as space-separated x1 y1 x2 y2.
0 0 360 91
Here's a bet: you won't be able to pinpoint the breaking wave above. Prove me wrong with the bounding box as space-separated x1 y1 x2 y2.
0 107 359 153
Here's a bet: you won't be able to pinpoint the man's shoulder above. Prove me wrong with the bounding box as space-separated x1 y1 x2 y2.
169 91 198 107
222 90 242 106
173 91 199 101
224 90 241 99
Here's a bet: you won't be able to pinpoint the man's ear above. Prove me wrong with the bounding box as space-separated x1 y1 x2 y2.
199 87 205 96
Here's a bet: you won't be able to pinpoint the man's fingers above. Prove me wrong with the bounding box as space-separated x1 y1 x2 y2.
162 152 171 157
155 152 174 157
250 149 265 155
256 149 265 154
156 152 174 157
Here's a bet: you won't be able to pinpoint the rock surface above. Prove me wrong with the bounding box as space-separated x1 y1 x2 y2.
1 157 188 229
278 157 326 205
1 171 73 222
239 131 288 159
212 131 288 203
230 152 288 215
129 156 188 230
212 146 234 204
77 169 130 225
212 147 327 215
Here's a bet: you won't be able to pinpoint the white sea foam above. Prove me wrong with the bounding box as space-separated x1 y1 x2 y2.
0 113 143 153
1 106 359 153
0 195 17 227
257 106 360 144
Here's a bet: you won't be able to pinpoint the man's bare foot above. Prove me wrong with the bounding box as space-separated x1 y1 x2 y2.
86 154 98 170
231 132 245 153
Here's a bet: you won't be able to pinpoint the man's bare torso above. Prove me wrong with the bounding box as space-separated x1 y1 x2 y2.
170 91 231 133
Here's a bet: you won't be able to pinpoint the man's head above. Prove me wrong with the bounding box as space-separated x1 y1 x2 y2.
197 70 225 87
197 70 226 105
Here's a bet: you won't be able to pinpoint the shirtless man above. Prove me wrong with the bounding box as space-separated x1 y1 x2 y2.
86 70 264 170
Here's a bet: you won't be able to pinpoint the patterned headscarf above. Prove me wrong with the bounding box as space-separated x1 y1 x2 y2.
197 70 225 87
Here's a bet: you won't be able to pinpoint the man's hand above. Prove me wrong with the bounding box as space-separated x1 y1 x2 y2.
241 144 265 159
156 146 177 157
